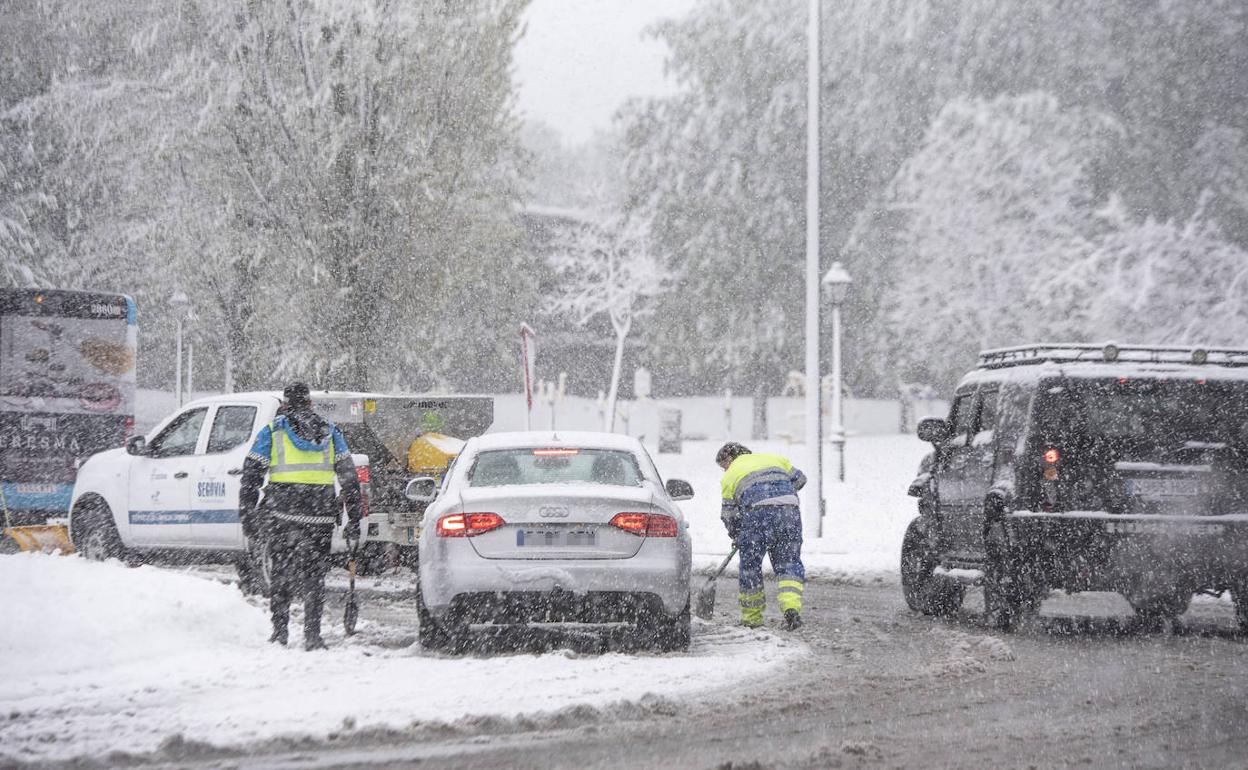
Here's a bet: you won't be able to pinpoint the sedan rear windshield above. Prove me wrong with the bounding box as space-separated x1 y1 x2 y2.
1036 378 1248 446
467 448 644 487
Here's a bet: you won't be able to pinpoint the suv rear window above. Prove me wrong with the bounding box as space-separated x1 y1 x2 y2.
467 448 644 488
1037 378 1248 446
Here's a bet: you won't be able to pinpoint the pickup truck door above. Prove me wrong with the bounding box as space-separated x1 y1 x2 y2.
188 403 264 548
127 406 208 546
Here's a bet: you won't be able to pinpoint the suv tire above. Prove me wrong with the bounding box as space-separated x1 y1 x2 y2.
983 520 1044 631
901 519 964 617
1126 591 1190 628
1234 584 1248 634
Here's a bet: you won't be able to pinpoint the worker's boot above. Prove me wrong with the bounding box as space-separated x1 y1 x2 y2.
303 581 327 650
269 602 290 645
783 608 803 631
304 634 328 651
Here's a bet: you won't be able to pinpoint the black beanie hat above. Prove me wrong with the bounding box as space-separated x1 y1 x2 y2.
283 382 311 409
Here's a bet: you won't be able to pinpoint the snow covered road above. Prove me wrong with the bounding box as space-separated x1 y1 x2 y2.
0 553 805 764
174 579 1247 770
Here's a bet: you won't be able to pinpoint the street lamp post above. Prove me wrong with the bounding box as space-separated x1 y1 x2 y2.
170 291 189 407
803 0 823 538
822 262 852 481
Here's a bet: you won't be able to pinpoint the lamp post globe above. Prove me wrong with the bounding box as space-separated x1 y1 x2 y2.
821 261 852 305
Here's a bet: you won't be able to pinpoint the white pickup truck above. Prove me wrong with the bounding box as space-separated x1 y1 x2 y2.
68 392 375 592
68 390 494 589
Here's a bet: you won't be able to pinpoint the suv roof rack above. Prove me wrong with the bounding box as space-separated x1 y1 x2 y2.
977 342 1248 370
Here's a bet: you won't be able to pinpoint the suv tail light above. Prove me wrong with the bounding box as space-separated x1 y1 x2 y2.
1042 447 1060 510
123 416 135 443
437 512 504 537
609 512 678 537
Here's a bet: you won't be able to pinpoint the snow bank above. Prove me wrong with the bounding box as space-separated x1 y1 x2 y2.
0 553 804 762
653 434 928 577
1 552 268 680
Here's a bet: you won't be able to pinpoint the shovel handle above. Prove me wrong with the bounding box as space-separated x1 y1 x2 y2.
712 546 738 579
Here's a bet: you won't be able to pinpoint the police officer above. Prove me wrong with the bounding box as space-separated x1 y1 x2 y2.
716 442 807 630
240 383 362 650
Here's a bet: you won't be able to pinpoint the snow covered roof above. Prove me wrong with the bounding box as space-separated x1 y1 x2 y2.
182 391 283 409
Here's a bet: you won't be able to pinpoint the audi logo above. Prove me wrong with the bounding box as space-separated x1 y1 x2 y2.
539 506 570 518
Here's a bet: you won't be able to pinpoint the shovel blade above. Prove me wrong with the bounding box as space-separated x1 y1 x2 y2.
694 579 717 620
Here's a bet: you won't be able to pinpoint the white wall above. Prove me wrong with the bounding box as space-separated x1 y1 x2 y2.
137 389 948 446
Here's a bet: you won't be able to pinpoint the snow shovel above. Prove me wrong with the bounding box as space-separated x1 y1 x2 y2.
694 546 738 620
343 537 360 636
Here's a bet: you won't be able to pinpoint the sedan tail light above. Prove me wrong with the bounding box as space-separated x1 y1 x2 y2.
609 512 678 538
437 512 504 537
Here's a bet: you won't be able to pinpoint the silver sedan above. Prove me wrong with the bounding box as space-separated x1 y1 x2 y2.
409 431 694 652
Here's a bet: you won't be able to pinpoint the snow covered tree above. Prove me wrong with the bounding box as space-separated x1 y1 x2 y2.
546 215 669 430
622 0 1248 397
181 0 531 390
1080 196 1248 346
620 1 806 397
848 93 1119 389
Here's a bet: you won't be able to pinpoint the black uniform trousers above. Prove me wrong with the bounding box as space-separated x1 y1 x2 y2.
268 517 334 640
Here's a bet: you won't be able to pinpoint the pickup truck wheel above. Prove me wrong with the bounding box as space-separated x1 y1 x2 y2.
236 537 273 597
901 519 964 617
354 543 387 577
417 581 451 651
75 501 126 562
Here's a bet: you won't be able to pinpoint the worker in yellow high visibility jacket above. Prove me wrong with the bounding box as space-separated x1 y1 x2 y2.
240 383 362 650
717 442 807 630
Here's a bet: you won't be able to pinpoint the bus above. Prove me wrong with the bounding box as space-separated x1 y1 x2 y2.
1 288 137 546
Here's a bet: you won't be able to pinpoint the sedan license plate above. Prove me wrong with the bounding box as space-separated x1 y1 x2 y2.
1126 478 1201 498
516 528 597 547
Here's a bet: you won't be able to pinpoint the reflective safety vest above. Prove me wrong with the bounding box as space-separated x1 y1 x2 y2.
268 424 336 485
721 453 802 510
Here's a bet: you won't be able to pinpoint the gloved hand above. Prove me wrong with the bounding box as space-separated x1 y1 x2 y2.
343 518 361 542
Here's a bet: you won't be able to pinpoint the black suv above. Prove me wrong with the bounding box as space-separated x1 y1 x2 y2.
902 343 1248 631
